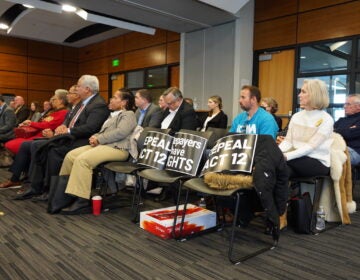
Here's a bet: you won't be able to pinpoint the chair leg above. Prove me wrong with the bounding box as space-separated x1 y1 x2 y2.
228 192 277 265
310 177 324 233
132 176 144 223
175 188 190 240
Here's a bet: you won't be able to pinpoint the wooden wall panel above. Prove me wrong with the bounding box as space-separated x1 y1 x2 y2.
124 45 166 70
98 74 109 92
28 41 62 60
28 58 63 76
79 58 108 75
63 78 78 90
107 53 125 73
99 91 109 102
28 74 62 91
28 90 54 104
0 71 27 89
79 41 107 61
0 88 27 100
255 0 298 22
0 53 27 72
124 29 167 52
106 36 124 56
0 36 27 55
254 15 297 50
63 46 78 62
63 62 78 78
170 65 179 88
166 41 180 64
167 31 181 42
299 0 352 12
298 1 360 43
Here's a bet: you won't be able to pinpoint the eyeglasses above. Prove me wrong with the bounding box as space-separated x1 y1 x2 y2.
166 98 178 106
344 102 360 106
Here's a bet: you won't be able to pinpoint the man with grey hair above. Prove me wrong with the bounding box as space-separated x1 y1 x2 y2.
334 93 360 165
14 95 30 125
15 75 110 200
161 87 199 133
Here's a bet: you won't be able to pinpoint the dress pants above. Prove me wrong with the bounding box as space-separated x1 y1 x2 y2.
9 140 33 182
59 145 129 199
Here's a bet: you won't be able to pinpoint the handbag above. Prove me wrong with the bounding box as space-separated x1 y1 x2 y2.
0 147 14 167
290 192 312 234
14 126 39 138
47 175 75 214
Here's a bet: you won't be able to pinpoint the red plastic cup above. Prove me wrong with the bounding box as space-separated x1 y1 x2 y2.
92 195 102 216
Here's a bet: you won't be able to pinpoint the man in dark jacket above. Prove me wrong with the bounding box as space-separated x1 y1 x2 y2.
334 93 360 165
161 87 199 133
135 89 162 128
14 95 30 125
14 75 110 199
0 94 16 143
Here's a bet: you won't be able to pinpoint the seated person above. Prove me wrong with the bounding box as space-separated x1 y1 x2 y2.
200 95 228 131
27 101 42 122
13 95 30 125
0 94 17 143
158 94 168 111
4 90 69 154
334 93 360 165
40 100 53 119
261 97 282 131
134 89 162 127
279 79 333 178
58 89 137 214
161 87 199 133
229 85 278 139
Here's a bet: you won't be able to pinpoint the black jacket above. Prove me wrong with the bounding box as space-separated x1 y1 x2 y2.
200 110 228 130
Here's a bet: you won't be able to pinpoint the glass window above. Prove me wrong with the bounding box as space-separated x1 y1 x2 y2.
299 40 352 73
146 67 168 88
357 38 360 68
126 70 144 89
356 73 360 93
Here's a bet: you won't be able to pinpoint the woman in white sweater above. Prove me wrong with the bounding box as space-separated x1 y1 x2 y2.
279 79 334 178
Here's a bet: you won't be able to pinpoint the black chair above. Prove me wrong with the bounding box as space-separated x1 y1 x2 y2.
103 127 171 221
351 164 360 202
178 177 278 264
136 129 213 225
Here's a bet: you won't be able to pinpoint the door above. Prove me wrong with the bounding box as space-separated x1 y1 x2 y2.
258 49 295 129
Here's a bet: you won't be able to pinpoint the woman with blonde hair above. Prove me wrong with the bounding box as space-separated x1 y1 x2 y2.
279 79 334 178
200 95 228 131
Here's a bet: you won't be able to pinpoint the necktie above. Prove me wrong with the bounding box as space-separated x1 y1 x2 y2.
69 104 85 128
138 109 146 126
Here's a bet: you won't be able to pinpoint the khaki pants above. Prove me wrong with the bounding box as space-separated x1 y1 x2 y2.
60 145 129 199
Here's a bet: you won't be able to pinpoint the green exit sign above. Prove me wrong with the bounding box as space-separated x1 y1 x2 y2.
112 59 120 67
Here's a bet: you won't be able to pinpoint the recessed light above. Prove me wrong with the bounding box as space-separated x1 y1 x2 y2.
300 56 306 59
0 23 9 30
62 4 77 12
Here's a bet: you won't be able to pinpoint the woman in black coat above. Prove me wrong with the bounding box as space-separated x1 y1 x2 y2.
200 95 228 131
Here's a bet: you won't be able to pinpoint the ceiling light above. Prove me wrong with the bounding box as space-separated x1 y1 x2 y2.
76 9 88 20
0 23 9 29
6 0 62 13
62 4 77 13
300 56 306 59
329 41 347 52
22 4 34 8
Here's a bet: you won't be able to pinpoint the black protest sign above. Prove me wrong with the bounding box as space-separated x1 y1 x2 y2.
200 134 257 176
165 132 208 176
138 131 173 169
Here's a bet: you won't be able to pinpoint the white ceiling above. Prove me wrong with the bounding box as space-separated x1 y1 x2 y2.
0 0 248 48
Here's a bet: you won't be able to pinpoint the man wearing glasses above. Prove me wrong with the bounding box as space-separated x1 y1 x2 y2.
161 87 199 133
334 93 360 165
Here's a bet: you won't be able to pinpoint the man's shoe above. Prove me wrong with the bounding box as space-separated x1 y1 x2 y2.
60 198 90 215
0 180 22 189
31 192 49 202
13 189 41 200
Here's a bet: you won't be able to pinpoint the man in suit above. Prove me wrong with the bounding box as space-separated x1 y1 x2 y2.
161 87 199 133
134 89 162 128
14 96 30 125
14 75 110 199
0 94 17 143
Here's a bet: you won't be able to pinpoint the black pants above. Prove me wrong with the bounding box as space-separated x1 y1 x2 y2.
287 156 329 178
9 140 33 182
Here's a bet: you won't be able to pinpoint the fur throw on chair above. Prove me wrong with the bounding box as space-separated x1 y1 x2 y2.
204 172 253 190
320 133 356 224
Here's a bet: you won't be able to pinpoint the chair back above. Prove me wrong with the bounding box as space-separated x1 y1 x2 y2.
206 127 228 148
137 127 171 151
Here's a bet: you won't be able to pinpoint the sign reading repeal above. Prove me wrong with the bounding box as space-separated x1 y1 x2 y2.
200 134 258 176
138 131 173 170
166 132 208 176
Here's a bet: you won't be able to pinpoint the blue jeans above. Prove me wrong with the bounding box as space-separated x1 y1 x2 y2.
348 146 360 165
